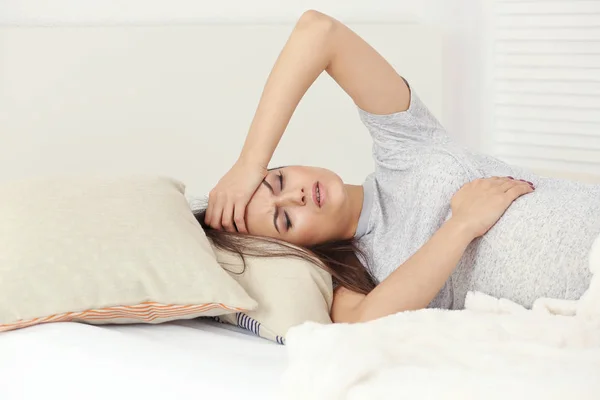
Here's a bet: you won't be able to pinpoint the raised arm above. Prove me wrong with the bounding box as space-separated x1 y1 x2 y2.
239 10 410 166
205 10 410 232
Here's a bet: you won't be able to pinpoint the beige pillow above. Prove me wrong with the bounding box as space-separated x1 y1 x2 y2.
0 176 257 332
212 247 333 344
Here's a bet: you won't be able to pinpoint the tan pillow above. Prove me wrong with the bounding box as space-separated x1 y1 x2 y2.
212 247 333 344
0 176 257 332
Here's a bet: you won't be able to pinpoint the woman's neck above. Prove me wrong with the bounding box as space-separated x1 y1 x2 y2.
342 184 364 240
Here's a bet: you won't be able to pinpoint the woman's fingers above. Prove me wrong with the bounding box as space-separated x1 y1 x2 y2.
212 207 224 230
487 176 535 191
206 194 246 233
221 200 236 232
206 192 252 233
504 182 534 203
210 209 223 230
207 194 224 230
520 178 535 189
233 201 248 233
498 178 529 193
208 195 249 233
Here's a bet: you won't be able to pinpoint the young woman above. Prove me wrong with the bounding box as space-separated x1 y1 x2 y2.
198 10 600 324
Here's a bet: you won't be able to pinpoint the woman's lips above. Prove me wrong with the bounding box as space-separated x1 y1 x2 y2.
312 181 325 208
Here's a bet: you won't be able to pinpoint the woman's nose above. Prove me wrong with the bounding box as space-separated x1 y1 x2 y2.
277 188 306 207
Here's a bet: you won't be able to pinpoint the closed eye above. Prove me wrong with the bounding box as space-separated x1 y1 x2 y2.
284 211 292 230
279 171 292 231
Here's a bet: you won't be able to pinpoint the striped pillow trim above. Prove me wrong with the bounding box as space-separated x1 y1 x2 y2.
0 302 244 333
237 312 260 335
233 312 286 345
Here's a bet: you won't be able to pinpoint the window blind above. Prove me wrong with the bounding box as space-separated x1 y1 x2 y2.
491 0 600 175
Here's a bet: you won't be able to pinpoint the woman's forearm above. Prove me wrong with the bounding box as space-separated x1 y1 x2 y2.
239 11 335 167
356 218 475 321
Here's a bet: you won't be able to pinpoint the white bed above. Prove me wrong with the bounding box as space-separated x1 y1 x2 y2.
0 320 286 399
0 22 443 399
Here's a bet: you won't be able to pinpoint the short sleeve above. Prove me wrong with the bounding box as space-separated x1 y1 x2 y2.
357 85 451 170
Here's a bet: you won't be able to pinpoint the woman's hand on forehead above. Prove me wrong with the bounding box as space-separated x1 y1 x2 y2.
205 159 267 233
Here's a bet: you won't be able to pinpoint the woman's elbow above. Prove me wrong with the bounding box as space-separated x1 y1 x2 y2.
296 10 336 36
332 299 412 324
331 287 371 324
332 306 376 324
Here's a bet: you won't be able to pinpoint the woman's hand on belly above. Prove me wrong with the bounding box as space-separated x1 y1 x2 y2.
331 176 535 323
451 176 535 238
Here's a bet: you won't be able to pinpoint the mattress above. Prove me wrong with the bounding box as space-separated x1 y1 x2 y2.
0 319 287 399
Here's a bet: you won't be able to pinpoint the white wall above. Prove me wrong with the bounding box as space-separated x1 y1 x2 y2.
0 0 486 149
0 23 444 194
0 0 471 25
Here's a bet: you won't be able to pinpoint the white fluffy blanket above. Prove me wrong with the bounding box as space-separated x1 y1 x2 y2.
280 235 600 400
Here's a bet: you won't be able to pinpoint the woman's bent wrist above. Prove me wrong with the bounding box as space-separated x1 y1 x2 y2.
445 217 478 243
237 151 269 172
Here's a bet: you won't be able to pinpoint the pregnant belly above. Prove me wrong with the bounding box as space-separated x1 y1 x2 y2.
452 177 600 309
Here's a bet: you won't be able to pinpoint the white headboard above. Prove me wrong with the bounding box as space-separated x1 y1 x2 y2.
0 23 443 196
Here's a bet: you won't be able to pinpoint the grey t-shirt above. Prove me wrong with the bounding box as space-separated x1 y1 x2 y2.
355 87 600 309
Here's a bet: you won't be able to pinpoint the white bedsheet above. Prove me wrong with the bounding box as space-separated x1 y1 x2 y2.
0 319 286 400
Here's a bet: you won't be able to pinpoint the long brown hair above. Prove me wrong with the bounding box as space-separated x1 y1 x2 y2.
194 209 376 295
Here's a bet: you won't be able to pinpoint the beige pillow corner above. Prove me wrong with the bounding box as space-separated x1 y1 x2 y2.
213 246 333 343
0 175 256 332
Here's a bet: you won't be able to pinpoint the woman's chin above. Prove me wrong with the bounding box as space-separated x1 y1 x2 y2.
326 182 347 210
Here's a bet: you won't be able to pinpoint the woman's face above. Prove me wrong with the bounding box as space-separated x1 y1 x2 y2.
245 166 351 246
